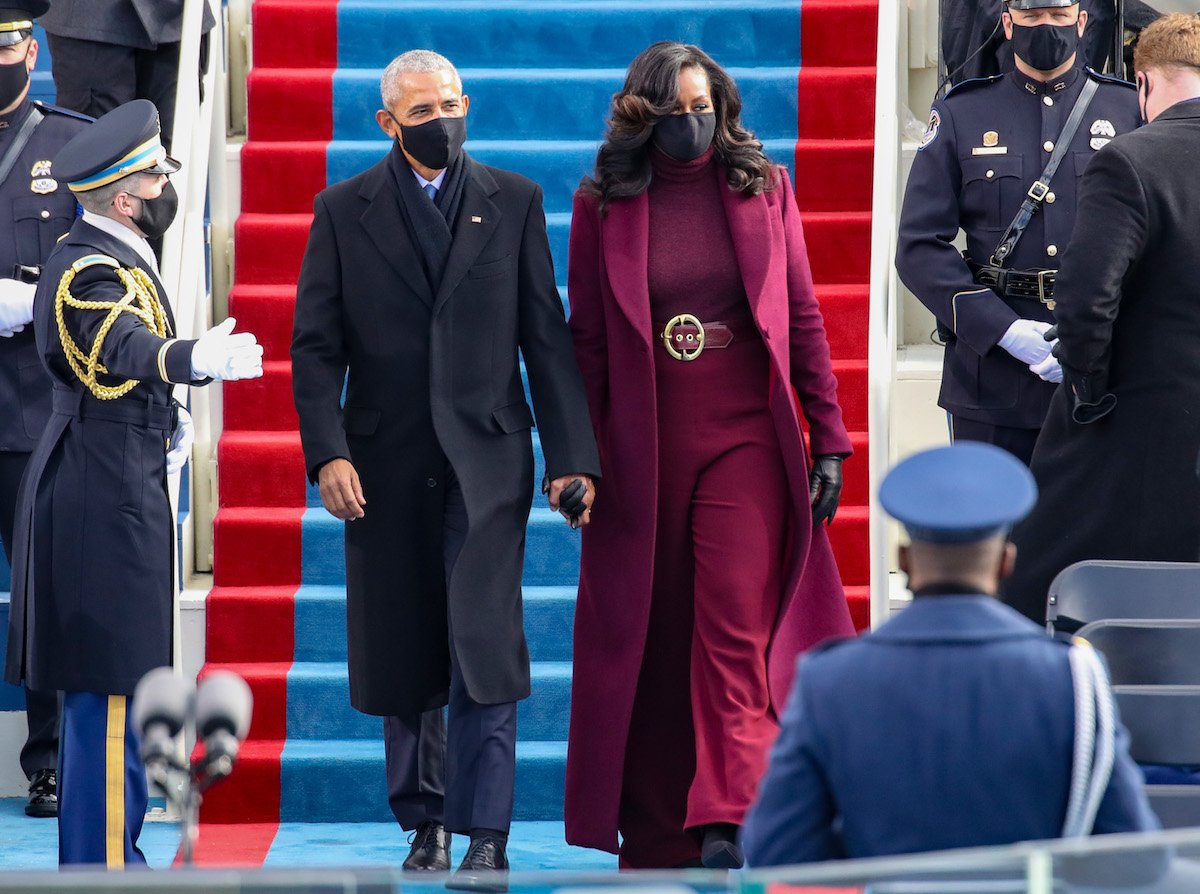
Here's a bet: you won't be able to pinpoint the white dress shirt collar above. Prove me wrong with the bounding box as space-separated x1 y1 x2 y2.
412 168 446 191
81 210 160 275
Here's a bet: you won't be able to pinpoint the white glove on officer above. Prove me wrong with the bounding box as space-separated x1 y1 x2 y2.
998 318 1054 366
1029 353 1063 383
165 406 194 475
0 278 35 337
190 317 264 381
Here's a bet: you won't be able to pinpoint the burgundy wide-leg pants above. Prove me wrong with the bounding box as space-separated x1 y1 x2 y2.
618 331 790 869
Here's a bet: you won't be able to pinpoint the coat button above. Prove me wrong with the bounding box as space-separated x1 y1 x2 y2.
1047 245 1059 257
427 477 437 487
986 169 995 178
1046 192 1056 203
1044 96 1054 107
40 210 49 219
1043 140 1054 152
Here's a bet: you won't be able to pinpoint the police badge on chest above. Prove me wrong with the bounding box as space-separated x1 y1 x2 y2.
30 159 57 194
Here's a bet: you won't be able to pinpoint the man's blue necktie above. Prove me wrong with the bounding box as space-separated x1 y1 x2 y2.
423 183 437 202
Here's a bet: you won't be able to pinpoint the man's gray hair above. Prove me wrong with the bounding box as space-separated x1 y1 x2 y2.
381 50 461 109
75 172 149 215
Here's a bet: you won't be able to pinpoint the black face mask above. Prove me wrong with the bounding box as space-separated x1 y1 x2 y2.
653 112 717 162
391 112 467 171
0 44 31 110
1011 22 1081 73
130 180 178 239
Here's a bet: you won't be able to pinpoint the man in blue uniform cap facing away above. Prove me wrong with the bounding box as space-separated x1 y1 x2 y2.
742 442 1158 866
896 0 1139 465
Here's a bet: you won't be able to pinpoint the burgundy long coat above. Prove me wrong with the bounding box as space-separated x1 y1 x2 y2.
564 166 855 853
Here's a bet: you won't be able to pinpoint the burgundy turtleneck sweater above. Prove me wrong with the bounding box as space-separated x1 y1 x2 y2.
647 145 750 323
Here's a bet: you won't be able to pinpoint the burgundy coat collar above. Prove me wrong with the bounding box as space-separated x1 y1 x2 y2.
598 165 770 342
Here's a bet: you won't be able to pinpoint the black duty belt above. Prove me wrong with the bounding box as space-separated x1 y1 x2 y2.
52 387 177 432
968 259 1058 308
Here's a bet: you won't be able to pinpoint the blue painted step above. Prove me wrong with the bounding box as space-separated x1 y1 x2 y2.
287 661 571 741
280 739 567 823
337 0 800 70
333 68 798 142
302 508 581 587
294 585 576 663
328 138 798 214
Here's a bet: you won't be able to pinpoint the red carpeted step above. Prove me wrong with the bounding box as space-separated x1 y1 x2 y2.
218 432 306 507
801 0 879 68
229 284 296 363
252 0 338 71
832 359 867 432
802 212 871 286
793 139 874 213
223 361 298 432
186 822 279 866
234 213 312 286
798 67 875 141
199 739 284 824
828 504 870 587
845 584 871 631
206 587 297 663
816 284 868 361
203 662 292 742
213 507 304 587
840 430 870 508
247 70 332 142
241 143 327 215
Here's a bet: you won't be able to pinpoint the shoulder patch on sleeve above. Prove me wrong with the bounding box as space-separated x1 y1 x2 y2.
70 254 120 272
1085 67 1136 91
944 73 1005 100
918 108 942 151
30 101 96 123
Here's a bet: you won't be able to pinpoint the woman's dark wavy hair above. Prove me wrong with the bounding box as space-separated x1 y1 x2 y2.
582 41 776 215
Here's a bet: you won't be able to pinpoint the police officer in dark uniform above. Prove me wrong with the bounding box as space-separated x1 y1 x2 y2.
742 443 1158 866
0 0 90 819
897 0 1140 464
2 99 263 866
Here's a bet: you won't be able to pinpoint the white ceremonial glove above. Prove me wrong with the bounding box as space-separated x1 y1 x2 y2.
998 318 1054 366
0 278 36 334
191 317 264 381
1029 353 1063 383
165 406 195 475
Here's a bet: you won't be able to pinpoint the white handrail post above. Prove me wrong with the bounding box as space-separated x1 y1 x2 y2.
867 0 905 627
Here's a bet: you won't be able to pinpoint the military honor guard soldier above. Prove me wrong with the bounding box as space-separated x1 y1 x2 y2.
896 0 1140 465
2 99 263 866
0 0 91 819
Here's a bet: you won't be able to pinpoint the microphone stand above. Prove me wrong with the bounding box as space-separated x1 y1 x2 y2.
146 747 237 865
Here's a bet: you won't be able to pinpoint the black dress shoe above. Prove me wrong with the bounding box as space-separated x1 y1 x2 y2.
447 835 509 892
700 824 744 870
25 769 56 818
402 820 450 871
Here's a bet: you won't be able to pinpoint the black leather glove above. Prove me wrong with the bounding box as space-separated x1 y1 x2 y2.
558 478 588 519
809 455 844 526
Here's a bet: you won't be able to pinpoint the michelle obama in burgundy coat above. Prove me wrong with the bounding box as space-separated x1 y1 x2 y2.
564 42 855 869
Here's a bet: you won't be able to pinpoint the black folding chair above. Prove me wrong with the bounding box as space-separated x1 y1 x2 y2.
1078 619 1200 685
1047 560 1200 635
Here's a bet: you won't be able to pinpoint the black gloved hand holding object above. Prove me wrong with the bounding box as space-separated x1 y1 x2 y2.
809 455 844 526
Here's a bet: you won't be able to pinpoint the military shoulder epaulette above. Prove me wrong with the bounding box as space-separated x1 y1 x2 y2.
945 73 1005 100
1085 67 1136 90
31 101 95 123
70 254 120 273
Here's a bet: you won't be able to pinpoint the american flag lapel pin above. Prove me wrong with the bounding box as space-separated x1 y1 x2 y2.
471 215 483 224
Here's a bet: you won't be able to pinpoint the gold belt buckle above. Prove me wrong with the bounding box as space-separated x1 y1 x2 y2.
661 313 705 361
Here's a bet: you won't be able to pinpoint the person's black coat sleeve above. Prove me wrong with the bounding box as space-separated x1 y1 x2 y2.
291 192 351 482
516 184 601 482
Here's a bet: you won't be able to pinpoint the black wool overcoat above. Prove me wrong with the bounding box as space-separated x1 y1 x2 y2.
291 154 600 716
1002 100 1200 622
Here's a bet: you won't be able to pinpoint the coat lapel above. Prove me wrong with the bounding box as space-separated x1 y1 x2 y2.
433 163 500 318
357 158 436 307
718 169 772 323
599 193 652 344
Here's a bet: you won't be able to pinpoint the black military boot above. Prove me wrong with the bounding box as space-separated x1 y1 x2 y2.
25 769 57 818
447 831 509 891
402 820 451 871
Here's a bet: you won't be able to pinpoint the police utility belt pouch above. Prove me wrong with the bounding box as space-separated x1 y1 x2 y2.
52 387 176 432
988 78 1099 269
966 259 1057 305
656 316 757 361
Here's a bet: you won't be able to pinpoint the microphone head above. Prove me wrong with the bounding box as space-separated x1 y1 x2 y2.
132 667 194 739
195 671 253 741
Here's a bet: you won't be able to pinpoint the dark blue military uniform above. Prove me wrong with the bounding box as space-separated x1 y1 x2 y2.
896 65 1139 460
742 443 1159 866
2 99 201 866
0 46 91 808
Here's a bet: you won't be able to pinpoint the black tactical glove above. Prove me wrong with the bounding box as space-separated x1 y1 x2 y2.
809 455 844 526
